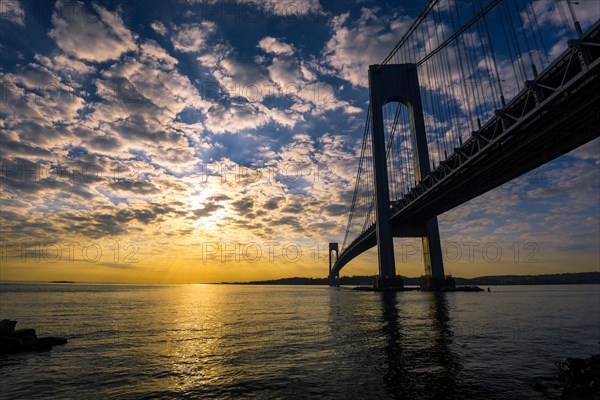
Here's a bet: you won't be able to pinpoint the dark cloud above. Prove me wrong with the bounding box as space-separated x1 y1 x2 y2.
96 262 140 270
191 203 223 218
263 196 284 210
280 201 303 213
323 203 347 216
13 121 74 146
51 203 188 238
109 115 182 144
0 137 54 158
1 159 89 197
89 134 121 151
308 220 338 231
109 180 160 195
231 197 254 216
270 215 303 232
207 194 232 202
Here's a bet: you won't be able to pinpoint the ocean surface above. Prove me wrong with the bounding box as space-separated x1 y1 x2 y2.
0 283 598 399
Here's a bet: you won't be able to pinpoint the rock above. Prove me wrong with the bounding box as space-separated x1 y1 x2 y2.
531 377 546 391
33 337 68 351
0 320 67 355
561 385 594 400
9 329 38 350
557 357 587 382
12 328 36 336
0 336 23 354
0 319 17 335
554 354 600 400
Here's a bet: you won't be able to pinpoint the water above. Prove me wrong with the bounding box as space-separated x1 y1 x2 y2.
0 283 598 399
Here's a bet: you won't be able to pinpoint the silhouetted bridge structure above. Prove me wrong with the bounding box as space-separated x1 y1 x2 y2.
329 1 600 290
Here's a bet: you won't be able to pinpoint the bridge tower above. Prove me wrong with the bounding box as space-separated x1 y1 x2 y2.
328 243 339 287
368 64 454 291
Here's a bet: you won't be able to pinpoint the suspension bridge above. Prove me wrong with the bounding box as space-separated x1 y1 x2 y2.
328 0 600 290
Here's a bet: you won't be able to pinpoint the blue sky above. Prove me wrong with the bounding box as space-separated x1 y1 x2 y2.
0 0 598 283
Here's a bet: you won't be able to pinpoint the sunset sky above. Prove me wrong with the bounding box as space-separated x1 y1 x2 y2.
1 0 598 283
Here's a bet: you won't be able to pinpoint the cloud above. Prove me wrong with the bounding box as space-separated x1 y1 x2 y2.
0 135 55 159
0 0 24 25
151 21 167 36
231 197 254 216
187 0 323 17
266 56 302 88
171 22 217 53
196 33 362 135
263 196 284 210
192 203 224 218
86 39 210 129
108 180 161 195
258 37 295 55
246 0 322 16
34 54 95 79
0 1 361 255
204 103 270 133
528 0 600 31
88 134 122 151
58 202 188 238
215 57 272 100
49 0 137 62
0 63 86 132
323 8 412 87
570 138 600 162
140 40 179 67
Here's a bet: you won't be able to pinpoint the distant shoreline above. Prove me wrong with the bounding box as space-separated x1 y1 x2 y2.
0 272 598 286
220 272 600 286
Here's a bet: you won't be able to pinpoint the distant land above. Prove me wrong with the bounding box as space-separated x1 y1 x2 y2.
221 272 600 286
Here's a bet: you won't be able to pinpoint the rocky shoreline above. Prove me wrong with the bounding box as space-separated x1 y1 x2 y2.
532 354 600 399
0 319 67 355
556 355 600 399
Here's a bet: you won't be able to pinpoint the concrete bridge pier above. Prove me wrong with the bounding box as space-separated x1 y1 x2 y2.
420 217 455 291
328 243 339 287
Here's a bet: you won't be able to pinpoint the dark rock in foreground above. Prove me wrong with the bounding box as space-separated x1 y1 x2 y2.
0 319 67 355
555 355 600 399
0 319 17 335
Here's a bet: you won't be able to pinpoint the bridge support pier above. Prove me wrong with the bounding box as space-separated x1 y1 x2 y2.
373 276 404 289
419 217 455 291
369 65 399 287
328 243 339 287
